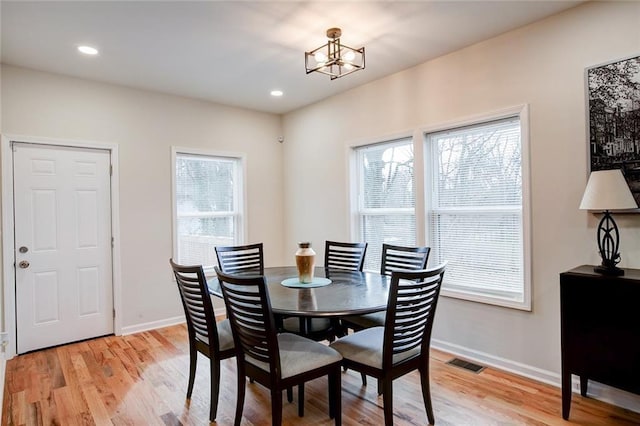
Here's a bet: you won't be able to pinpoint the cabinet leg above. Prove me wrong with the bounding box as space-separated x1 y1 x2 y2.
562 372 571 420
580 376 588 397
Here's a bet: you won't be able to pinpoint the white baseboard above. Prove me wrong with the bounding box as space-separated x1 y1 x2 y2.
120 308 226 335
432 339 560 386
432 338 640 414
120 316 185 335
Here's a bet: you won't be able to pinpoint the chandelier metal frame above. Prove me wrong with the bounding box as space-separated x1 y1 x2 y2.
305 28 365 80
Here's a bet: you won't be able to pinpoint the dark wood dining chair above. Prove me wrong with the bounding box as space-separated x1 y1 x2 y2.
215 266 343 426
341 243 431 332
215 242 264 275
381 243 431 276
169 259 236 423
324 240 368 271
330 264 446 426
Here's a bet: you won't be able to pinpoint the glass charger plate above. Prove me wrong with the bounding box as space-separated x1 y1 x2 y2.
280 277 332 288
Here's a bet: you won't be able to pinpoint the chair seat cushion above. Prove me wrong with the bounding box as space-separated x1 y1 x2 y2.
342 311 386 329
195 318 235 351
246 333 342 379
330 327 420 369
217 318 235 351
281 317 332 333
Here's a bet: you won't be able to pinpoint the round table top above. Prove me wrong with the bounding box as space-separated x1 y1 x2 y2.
209 266 390 317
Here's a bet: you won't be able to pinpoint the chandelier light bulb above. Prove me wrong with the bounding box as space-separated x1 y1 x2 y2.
343 51 356 62
315 52 328 63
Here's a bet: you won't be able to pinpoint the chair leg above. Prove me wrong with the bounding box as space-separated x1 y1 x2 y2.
420 366 435 425
361 372 367 386
287 387 293 403
334 319 347 338
328 366 342 425
234 365 246 426
186 346 197 398
377 378 382 396
382 378 394 426
209 357 221 422
271 388 283 426
298 383 305 417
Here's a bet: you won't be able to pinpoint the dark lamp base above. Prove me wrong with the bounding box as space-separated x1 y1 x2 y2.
594 265 625 276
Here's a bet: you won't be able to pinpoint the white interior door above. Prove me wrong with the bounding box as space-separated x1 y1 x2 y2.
14 142 113 353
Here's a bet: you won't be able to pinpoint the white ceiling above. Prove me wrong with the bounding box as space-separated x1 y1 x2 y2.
1 1 584 115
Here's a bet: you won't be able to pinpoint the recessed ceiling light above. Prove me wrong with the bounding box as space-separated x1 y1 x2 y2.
270 90 283 97
78 45 99 55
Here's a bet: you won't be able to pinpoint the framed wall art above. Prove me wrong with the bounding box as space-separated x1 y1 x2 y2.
586 54 640 204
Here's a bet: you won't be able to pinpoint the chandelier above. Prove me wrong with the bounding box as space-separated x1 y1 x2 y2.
305 28 365 80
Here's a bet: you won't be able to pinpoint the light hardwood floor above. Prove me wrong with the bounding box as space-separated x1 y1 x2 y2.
3 324 640 425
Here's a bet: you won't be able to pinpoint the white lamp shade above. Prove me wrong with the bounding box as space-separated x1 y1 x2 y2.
579 169 638 210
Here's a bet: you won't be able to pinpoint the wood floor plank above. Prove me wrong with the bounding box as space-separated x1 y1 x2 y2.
81 385 113 426
4 324 640 425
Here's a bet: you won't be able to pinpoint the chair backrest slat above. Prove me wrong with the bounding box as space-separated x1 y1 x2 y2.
170 259 221 348
383 264 446 364
381 244 430 276
215 266 280 371
215 243 264 275
324 240 368 271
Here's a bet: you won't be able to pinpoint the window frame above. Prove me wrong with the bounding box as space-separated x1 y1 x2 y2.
422 105 531 311
171 146 247 274
350 135 420 272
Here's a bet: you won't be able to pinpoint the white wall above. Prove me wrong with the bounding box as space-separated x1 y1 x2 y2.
0 65 285 331
282 0 640 406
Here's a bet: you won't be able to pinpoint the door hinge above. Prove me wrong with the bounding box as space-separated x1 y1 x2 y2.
113 309 116 319
110 165 113 176
111 237 114 248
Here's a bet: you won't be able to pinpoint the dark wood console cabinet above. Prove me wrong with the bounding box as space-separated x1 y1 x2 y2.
560 265 640 419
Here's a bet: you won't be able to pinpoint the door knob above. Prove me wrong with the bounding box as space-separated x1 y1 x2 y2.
18 260 30 269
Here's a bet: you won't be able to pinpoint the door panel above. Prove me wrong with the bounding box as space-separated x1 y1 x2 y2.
14 143 113 353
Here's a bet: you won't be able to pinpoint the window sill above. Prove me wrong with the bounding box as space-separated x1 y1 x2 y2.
440 288 531 311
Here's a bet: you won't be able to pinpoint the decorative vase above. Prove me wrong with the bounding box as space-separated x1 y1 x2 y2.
295 242 316 283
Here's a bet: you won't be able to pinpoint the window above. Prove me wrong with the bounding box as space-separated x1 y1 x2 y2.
424 114 529 309
353 138 416 271
172 148 244 271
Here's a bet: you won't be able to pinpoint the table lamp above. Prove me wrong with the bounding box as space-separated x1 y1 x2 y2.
579 169 638 276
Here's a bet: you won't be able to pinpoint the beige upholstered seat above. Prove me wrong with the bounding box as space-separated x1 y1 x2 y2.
330 327 421 369
245 333 342 378
338 311 385 330
214 318 234 351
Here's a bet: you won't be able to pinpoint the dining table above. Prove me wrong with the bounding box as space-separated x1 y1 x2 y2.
207 266 391 332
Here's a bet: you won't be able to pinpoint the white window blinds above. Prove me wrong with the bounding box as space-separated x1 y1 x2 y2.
355 138 416 271
426 116 524 303
174 152 242 269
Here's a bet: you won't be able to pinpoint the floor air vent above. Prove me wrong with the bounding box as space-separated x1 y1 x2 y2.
446 357 486 373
